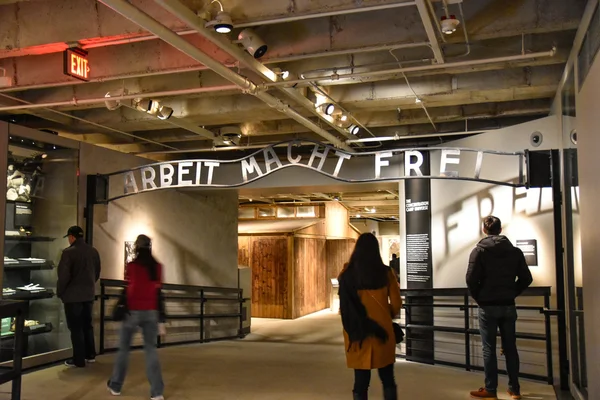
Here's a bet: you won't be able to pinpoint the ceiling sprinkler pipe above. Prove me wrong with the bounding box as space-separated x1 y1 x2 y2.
345 129 492 143
265 48 557 88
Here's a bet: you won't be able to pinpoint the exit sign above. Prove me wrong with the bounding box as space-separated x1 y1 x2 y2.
63 48 90 81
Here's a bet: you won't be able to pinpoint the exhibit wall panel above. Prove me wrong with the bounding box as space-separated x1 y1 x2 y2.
575 51 600 400
293 237 327 318
78 144 239 288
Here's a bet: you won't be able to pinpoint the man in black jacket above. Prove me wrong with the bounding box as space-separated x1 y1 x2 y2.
466 216 533 400
57 226 101 368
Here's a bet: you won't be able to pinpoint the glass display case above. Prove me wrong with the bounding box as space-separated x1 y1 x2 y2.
1 132 79 366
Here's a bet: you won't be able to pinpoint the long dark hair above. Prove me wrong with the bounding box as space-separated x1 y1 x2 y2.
133 234 159 281
343 233 389 290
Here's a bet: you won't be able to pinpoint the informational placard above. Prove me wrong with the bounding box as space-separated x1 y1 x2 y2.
405 151 433 289
516 239 538 266
14 202 33 228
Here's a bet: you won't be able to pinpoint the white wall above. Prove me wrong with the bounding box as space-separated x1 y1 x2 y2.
575 51 600 400
397 116 560 291
78 143 239 288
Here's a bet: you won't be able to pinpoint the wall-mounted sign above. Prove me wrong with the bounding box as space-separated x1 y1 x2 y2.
63 48 90 81
95 140 527 202
516 239 538 266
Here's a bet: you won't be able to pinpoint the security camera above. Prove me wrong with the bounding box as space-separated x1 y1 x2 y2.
441 15 460 35
570 129 577 145
530 131 543 147
219 126 242 146
237 28 268 59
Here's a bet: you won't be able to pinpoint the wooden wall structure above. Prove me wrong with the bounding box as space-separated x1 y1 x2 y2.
239 233 357 319
239 202 359 319
325 239 356 307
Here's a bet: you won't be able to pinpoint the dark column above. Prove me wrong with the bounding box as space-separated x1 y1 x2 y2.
404 151 434 364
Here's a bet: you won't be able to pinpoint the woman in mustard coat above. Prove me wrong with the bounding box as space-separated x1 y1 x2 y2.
339 233 402 400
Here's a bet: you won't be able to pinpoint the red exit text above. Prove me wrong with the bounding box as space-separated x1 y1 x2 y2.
63 48 90 81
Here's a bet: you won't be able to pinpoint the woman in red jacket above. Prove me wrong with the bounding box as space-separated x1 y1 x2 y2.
107 235 165 400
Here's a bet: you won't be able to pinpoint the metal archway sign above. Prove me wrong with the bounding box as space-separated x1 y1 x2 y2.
92 140 527 203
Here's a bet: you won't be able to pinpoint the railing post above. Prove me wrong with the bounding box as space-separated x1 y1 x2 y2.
99 282 105 355
464 294 471 371
200 289 205 342
238 289 243 338
544 294 554 385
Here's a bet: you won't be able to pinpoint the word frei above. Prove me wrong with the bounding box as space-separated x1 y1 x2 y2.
119 141 523 198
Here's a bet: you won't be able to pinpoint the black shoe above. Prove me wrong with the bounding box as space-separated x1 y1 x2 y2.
65 359 84 368
353 392 368 400
383 386 397 400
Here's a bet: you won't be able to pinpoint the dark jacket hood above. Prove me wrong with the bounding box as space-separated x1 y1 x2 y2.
477 235 515 256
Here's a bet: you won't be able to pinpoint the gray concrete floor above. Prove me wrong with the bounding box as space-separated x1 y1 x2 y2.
0 310 556 399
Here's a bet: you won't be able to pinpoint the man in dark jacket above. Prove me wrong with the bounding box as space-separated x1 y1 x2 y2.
466 216 533 400
57 226 101 368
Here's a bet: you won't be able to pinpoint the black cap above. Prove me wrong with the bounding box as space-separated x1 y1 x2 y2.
64 226 84 238
135 234 152 250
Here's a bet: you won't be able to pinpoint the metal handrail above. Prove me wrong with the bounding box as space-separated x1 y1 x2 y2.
98 279 247 354
397 287 554 385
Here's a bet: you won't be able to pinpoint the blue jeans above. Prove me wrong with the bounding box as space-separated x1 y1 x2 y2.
108 310 164 398
479 305 520 394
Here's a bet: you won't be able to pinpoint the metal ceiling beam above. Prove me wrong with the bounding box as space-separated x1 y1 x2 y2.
415 0 444 64
98 0 351 151
154 0 355 140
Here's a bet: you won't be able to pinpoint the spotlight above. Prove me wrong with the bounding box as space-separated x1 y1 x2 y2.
441 15 460 35
238 28 268 59
333 195 340 201
369 207 376 214
356 214 361 218
134 98 160 115
157 106 174 120
340 115 348 122
203 0 233 34
272 67 291 81
206 11 233 33
415 97 422 104
348 124 360 135
318 103 335 116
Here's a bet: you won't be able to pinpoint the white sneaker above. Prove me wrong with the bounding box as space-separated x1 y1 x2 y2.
150 396 164 400
107 382 121 396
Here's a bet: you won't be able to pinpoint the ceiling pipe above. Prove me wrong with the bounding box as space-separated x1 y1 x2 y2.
98 0 351 151
415 0 445 64
154 0 354 140
0 48 556 113
0 41 430 94
345 129 493 143
264 47 557 88
0 92 178 150
136 141 319 156
0 85 238 111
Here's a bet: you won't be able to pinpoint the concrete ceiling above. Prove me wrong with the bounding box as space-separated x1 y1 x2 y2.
0 0 586 218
